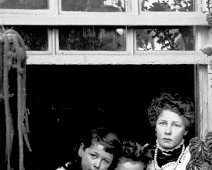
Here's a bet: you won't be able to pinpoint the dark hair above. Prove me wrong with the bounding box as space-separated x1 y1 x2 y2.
120 140 153 168
81 127 121 154
71 127 122 170
146 92 195 130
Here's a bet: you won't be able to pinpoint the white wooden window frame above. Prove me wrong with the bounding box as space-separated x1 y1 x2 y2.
0 0 211 138
0 0 208 26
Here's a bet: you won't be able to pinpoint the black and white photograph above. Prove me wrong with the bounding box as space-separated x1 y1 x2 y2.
0 0 212 170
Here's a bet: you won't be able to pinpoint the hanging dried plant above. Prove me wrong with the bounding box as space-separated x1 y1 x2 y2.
0 27 31 170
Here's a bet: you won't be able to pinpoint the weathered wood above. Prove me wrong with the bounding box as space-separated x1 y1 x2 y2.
0 30 5 170
197 65 209 140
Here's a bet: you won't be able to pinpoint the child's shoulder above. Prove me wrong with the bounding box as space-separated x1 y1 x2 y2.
56 162 72 170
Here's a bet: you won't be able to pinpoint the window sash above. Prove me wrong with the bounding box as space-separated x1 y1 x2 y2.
23 26 209 65
0 0 211 138
0 12 207 26
0 0 205 13
0 0 208 26
26 51 208 65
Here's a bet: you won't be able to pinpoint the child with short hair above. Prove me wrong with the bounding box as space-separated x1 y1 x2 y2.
56 127 122 170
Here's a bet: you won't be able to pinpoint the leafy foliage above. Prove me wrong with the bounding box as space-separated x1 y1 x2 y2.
147 28 180 50
186 159 203 170
189 137 207 160
4 26 48 51
186 131 212 170
205 131 212 163
136 27 194 51
141 0 193 12
206 0 212 13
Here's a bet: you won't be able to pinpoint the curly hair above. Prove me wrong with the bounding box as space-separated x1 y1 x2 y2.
120 140 153 167
146 92 195 130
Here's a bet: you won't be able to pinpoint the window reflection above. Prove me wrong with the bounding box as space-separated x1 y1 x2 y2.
4 26 48 51
59 26 126 51
136 27 194 51
0 0 48 9
61 0 126 12
141 0 194 11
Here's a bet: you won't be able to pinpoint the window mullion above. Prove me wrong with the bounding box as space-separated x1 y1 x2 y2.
208 64 212 131
196 65 209 140
196 26 209 50
127 27 134 54
49 0 60 14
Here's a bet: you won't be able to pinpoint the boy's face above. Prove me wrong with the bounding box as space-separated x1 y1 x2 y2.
78 143 114 170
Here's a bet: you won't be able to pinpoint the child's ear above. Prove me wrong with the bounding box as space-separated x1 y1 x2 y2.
78 143 85 157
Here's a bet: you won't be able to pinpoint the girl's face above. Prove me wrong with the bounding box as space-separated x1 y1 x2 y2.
78 143 114 170
115 159 145 170
155 110 188 149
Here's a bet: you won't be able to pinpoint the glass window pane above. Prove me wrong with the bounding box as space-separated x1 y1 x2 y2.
0 0 48 9
141 0 195 11
136 27 195 51
4 26 48 51
61 0 126 12
59 26 126 51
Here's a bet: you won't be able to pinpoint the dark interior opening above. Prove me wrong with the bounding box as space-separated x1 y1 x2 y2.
25 65 195 170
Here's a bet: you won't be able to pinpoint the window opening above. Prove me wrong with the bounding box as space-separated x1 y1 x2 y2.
26 65 196 170
140 0 195 11
61 0 127 12
59 26 126 51
136 26 195 51
3 26 48 51
0 0 49 9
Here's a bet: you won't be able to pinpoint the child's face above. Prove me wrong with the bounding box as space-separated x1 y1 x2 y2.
78 142 114 170
115 159 145 170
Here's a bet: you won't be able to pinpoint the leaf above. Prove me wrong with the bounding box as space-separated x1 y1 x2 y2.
205 131 212 151
202 162 212 170
186 159 203 170
205 131 212 163
186 159 193 170
189 137 207 160
189 137 201 154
